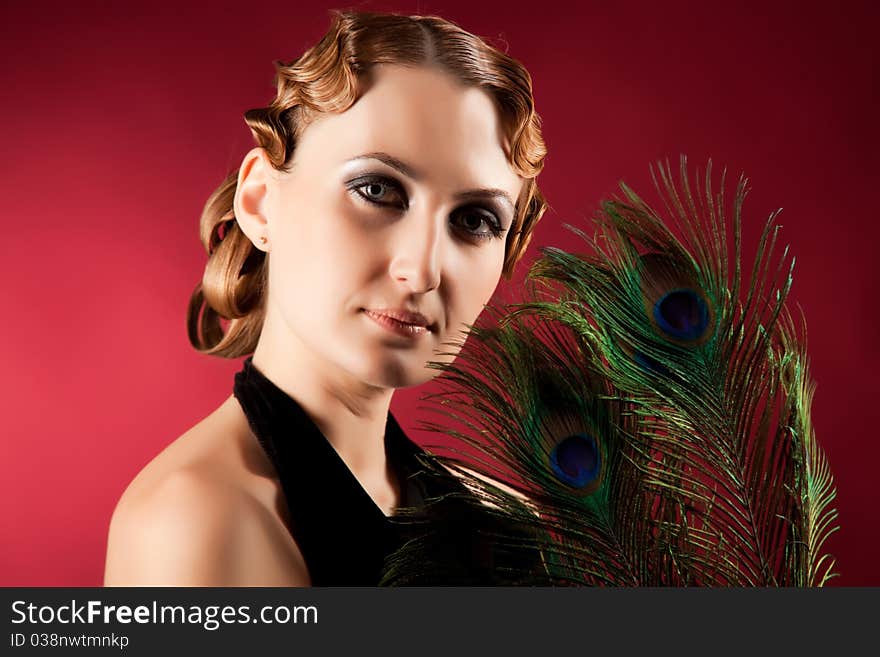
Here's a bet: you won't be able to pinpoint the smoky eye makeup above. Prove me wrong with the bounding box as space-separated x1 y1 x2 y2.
452 206 508 241
345 173 409 209
342 170 510 242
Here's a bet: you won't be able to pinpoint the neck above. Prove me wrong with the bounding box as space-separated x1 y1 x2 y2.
250 312 395 479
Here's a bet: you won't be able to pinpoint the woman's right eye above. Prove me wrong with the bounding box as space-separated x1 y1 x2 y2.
350 177 407 208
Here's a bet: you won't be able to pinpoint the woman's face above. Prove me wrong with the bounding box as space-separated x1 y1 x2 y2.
261 64 523 389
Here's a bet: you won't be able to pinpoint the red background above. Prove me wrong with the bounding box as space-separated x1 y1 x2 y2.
1 0 876 585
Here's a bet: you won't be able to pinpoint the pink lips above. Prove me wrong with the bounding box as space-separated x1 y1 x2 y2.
363 309 434 338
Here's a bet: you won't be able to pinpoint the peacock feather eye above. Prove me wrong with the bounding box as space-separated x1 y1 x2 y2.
550 433 600 489
653 288 710 340
634 253 715 348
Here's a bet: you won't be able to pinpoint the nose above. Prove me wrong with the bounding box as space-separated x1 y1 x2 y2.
388 206 443 293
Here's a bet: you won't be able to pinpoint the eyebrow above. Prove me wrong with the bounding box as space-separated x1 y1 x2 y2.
347 152 517 215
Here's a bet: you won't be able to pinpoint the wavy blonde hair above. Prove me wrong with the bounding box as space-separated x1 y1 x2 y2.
187 10 548 358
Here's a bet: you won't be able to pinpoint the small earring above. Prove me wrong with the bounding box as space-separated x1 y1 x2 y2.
259 236 268 246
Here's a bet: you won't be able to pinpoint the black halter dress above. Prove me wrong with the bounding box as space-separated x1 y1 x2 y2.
233 357 549 586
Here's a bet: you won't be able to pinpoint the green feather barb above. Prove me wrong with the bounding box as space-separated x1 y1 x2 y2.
381 156 839 586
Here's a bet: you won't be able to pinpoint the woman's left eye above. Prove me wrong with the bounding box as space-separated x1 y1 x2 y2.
453 208 506 242
350 178 406 207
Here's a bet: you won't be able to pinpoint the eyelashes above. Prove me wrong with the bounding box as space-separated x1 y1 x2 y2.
353 178 407 208
346 174 508 242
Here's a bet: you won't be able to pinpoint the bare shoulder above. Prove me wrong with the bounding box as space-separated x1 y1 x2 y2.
104 396 309 586
105 466 257 585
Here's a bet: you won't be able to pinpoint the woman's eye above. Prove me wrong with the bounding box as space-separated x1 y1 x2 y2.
362 182 388 200
453 208 506 242
351 178 406 207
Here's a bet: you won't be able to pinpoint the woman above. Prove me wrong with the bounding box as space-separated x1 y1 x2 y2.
104 9 547 586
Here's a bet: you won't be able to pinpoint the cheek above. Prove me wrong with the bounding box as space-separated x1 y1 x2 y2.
274 187 357 263
271 199 385 325
448 251 504 327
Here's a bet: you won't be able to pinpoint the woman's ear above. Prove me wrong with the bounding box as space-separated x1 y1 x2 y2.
234 147 273 252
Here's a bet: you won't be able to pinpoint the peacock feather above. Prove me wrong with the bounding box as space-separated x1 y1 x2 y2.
381 156 839 586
